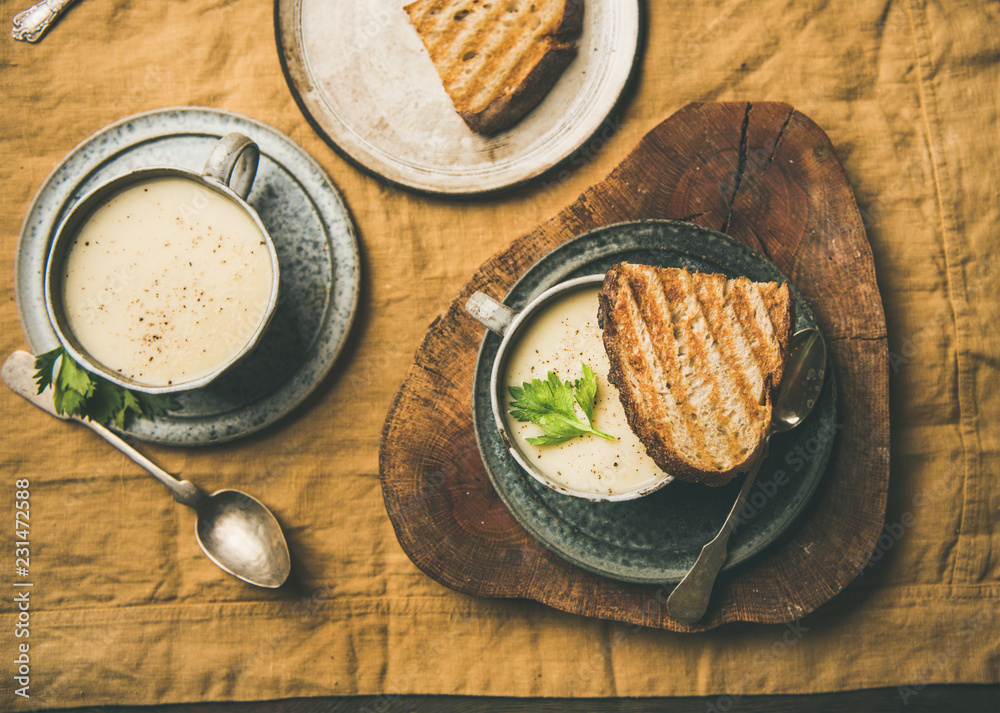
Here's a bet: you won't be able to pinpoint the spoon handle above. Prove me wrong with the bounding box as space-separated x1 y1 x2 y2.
666 448 767 624
10 0 78 42
1 351 202 508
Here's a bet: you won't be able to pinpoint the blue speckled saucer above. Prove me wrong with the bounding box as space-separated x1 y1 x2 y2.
15 108 360 445
472 220 837 584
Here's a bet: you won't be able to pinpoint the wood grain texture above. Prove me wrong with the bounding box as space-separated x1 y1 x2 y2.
378 101 890 630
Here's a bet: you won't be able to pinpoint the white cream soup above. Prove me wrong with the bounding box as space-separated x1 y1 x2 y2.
59 176 275 387
502 285 671 498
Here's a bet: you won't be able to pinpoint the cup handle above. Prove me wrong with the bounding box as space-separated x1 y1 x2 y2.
203 133 260 200
465 291 515 337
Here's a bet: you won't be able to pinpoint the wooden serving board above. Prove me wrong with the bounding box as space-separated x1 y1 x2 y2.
379 102 889 630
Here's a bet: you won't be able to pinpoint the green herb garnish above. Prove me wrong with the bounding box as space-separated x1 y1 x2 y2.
33 347 179 429
508 363 615 445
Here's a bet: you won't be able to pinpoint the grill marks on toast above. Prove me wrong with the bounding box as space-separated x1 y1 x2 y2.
684 273 760 460
618 273 708 465
405 0 583 135
602 264 794 486
661 270 754 468
729 284 778 386
410 1 511 104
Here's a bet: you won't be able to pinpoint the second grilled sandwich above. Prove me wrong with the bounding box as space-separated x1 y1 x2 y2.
404 0 584 135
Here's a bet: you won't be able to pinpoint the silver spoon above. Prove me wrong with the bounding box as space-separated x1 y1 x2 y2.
2 350 291 589
666 328 827 624
11 0 78 42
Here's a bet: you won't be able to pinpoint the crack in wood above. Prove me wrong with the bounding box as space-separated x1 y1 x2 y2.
721 102 752 234
677 211 708 223
766 107 797 171
719 105 796 260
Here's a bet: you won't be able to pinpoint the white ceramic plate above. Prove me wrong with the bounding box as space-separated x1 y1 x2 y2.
14 108 360 445
276 0 641 194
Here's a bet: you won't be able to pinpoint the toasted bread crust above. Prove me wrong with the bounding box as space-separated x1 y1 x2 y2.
601 263 794 487
459 41 578 135
405 0 584 136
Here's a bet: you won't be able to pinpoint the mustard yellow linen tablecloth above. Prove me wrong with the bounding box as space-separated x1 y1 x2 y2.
1 0 998 707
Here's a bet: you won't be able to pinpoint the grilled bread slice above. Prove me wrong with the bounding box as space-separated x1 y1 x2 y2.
404 0 583 136
600 263 794 487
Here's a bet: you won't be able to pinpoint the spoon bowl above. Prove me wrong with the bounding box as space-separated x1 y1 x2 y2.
666 327 827 623
196 490 291 589
772 328 827 434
